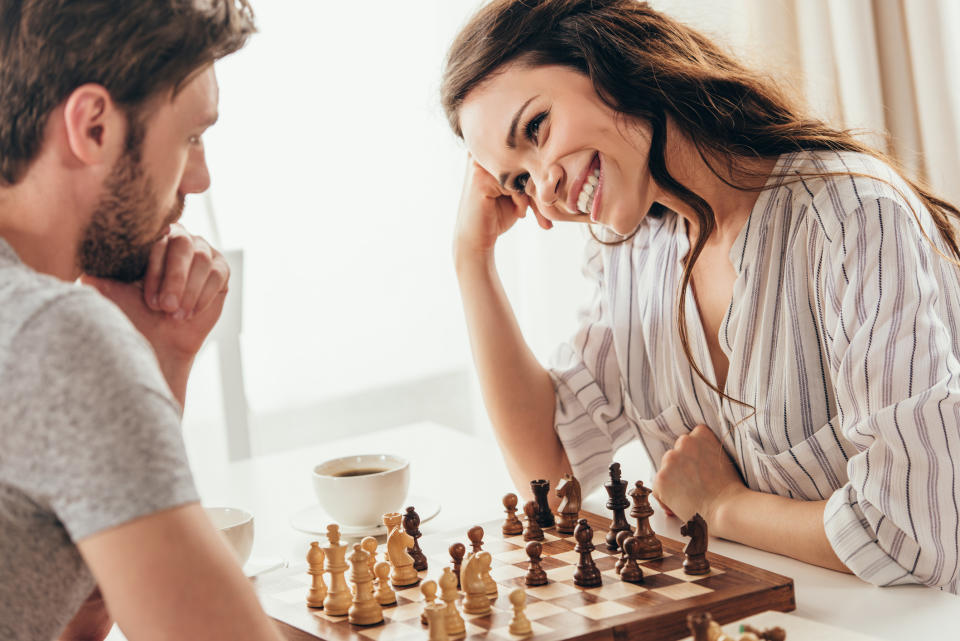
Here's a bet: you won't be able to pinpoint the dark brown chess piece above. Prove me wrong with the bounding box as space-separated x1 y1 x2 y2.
619 536 644 584
681 513 710 575
604 463 632 550
614 530 631 575
572 518 601 587
449 542 465 589
524 541 548 586
530 479 555 528
502 493 524 536
522 500 544 541
629 480 663 559
554 473 581 534
467 525 484 553
403 506 428 571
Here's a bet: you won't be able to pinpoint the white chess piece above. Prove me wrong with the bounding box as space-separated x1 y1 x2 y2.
438 568 466 640
460 552 491 615
508 588 532 637
425 603 450 641
322 525 351 616
348 543 383 625
420 579 439 625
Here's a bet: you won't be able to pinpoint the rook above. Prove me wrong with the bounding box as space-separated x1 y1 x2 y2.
530 479 555 528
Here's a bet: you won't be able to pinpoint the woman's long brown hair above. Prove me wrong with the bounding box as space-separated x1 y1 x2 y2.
440 0 960 408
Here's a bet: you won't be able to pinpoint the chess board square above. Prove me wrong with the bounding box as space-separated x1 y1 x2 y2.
313 610 350 623
541 532 561 542
545 564 578 582
525 555 566 571
572 601 634 620
664 567 724 582
525 581 580 600
488 620 553 639
583 580 647 599
490 564 527 581
593 556 618 571
601 566 661 581
384 602 423 622
356 620 421 640
545 591 603 609
550 551 580 564
481 539 520 553
639 572 684 590
651 581 713 600
269 587 309 605
523 600 568 621
639 554 683 572
615 589 676 609
540 539 575 554
393 585 423 602
493 548 530 564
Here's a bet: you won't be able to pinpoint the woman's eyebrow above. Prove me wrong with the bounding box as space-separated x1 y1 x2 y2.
506 95 538 149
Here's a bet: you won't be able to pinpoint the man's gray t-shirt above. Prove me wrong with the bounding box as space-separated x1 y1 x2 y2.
0 239 199 641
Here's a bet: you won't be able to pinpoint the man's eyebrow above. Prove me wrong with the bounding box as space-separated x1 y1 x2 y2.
506 96 538 150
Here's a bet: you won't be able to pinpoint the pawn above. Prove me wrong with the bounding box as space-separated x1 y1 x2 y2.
374 561 396 606
424 603 449 641
620 537 644 584
508 588 533 637
524 541 548 586
361 536 378 577
420 579 438 625
467 525 484 553
572 519 602 587
306 541 327 608
438 568 466 640
449 542 465 589
522 500 544 541
614 530 631 575
502 493 524 535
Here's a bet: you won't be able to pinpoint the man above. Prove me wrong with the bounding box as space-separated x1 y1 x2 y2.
0 2 285 639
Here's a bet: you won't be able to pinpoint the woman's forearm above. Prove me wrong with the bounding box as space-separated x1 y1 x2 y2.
715 491 851 573
455 250 570 497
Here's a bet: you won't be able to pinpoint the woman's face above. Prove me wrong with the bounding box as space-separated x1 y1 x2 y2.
460 63 655 236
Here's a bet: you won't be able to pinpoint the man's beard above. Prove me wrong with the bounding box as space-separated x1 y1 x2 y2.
77 124 184 283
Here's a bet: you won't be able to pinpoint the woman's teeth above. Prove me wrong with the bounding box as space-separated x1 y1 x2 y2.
577 168 600 215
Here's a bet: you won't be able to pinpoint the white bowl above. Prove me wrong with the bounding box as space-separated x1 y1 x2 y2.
205 506 254 567
312 454 410 527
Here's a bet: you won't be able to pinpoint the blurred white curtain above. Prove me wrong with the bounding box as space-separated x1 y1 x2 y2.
655 0 960 202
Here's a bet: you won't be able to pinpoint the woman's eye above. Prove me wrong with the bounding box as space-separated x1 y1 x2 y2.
513 174 529 193
525 111 548 145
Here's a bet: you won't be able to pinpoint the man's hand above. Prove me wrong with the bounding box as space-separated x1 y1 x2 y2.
653 424 749 525
81 224 229 406
58 587 112 641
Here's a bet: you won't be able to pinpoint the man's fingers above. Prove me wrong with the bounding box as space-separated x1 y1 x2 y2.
156 233 196 313
143 236 169 310
192 259 229 316
176 248 215 319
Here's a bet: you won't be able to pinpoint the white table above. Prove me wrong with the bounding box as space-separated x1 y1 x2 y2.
111 421 959 640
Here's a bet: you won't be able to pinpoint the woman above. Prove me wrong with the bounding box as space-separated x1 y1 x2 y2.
441 0 960 592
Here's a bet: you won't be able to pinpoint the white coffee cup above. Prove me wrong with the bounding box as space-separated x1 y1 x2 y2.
205 506 254 566
312 454 410 527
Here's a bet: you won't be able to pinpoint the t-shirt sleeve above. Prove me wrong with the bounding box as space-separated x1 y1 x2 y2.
3 289 199 542
819 193 960 589
548 240 642 494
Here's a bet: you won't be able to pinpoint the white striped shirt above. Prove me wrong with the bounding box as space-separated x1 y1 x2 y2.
550 150 960 593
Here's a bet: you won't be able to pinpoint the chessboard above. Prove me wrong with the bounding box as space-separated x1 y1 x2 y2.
253 511 795 641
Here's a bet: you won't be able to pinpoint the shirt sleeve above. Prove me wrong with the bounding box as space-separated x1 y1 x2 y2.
3 289 199 542
548 240 643 494
819 193 960 589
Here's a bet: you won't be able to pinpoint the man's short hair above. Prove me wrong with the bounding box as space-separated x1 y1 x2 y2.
0 0 256 185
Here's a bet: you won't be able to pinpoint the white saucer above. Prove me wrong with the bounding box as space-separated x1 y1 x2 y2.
290 494 441 538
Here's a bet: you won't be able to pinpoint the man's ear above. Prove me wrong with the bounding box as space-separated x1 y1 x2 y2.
62 84 123 166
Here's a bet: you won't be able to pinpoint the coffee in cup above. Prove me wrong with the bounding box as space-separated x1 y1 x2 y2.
312 454 410 527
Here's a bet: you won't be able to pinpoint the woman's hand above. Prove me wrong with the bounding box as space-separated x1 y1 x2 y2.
653 424 749 525
454 159 552 262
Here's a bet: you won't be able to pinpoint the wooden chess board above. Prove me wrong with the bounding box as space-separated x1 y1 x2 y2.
254 511 795 641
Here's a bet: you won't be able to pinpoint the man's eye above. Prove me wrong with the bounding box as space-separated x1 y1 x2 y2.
512 174 529 193
525 111 548 145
